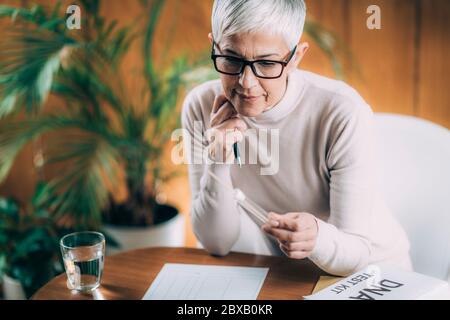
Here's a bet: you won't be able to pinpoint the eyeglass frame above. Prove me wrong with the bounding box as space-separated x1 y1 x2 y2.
210 41 298 79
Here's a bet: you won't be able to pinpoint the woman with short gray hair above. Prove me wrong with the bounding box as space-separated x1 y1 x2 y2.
182 0 412 276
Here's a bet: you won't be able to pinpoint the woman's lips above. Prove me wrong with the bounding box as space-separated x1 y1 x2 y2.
237 93 261 103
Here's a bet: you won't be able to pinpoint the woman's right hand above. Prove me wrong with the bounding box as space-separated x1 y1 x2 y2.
206 94 247 163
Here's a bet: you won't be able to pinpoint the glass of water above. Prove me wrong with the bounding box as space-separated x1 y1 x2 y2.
60 231 105 292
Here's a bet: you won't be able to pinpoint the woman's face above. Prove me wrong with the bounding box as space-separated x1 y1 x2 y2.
211 31 306 117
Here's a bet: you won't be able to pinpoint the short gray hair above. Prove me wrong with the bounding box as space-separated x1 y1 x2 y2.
211 0 307 50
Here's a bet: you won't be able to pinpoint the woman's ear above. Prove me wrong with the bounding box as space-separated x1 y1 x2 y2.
289 42 309 71
208 33 213 45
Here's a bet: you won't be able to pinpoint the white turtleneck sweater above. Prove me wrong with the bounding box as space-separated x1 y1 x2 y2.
181 69 412 276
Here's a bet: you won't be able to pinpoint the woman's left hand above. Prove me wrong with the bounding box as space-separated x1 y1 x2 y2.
262 212 319 259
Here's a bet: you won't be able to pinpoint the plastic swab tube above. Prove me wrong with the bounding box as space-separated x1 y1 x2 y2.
234 189 268 225
207 169 269 225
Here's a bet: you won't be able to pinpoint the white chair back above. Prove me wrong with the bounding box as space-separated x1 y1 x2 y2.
374 113 450 280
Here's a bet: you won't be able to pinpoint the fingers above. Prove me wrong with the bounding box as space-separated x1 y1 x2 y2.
207 129 242 147
210 101 236 127
280 239 316 252
262 212 319 260
207 128 244 162
268 212 315 232
279 239 315 260
269 212 300 220
209 94 247 141
279 243 311 260
206 120 246 144
207 118 247 143
216 117 247 132
272 218 298 232
262 225 315 242
212 94 229 114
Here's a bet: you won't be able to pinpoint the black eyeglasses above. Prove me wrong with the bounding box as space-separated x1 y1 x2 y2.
211 41 297 79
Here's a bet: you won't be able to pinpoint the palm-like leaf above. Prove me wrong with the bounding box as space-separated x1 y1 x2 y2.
0 29 76 116
47 136 121 229
0 1 65 30
0 114 123 228
0 116 80 181
143 0 165 97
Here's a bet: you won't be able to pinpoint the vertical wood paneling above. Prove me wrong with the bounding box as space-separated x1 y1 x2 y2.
417 0 450 128
302 0 348 79
158 0 212 248
348 0 416 115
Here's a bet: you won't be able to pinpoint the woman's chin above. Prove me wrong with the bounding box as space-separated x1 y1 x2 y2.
236 103 266 117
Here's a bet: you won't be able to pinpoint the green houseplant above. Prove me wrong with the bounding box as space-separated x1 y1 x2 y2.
0 0 216 237
0 182 67 299
0 0 350 249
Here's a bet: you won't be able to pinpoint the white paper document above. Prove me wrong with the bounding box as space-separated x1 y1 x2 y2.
142 263 269 300
304 264 449 300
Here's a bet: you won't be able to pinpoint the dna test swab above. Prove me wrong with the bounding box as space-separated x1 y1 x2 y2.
207 169 269 225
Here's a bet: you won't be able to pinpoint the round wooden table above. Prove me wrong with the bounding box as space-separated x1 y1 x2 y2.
32 247 324 300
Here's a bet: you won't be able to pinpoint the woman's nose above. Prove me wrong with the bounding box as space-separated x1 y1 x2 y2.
238 65 258 89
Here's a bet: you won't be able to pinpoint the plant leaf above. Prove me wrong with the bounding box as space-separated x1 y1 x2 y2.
0 28 76 116
0 115 86 183
46 135 121 228
0 197 20 220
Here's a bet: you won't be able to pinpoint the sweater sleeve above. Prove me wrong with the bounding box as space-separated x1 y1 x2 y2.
181 90 241 256
309 100 375 276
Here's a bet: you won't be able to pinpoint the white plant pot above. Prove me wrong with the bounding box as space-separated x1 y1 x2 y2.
2 274 26 300
103 212 186 255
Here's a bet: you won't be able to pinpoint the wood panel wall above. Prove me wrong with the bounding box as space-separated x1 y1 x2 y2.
1 0 449 247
